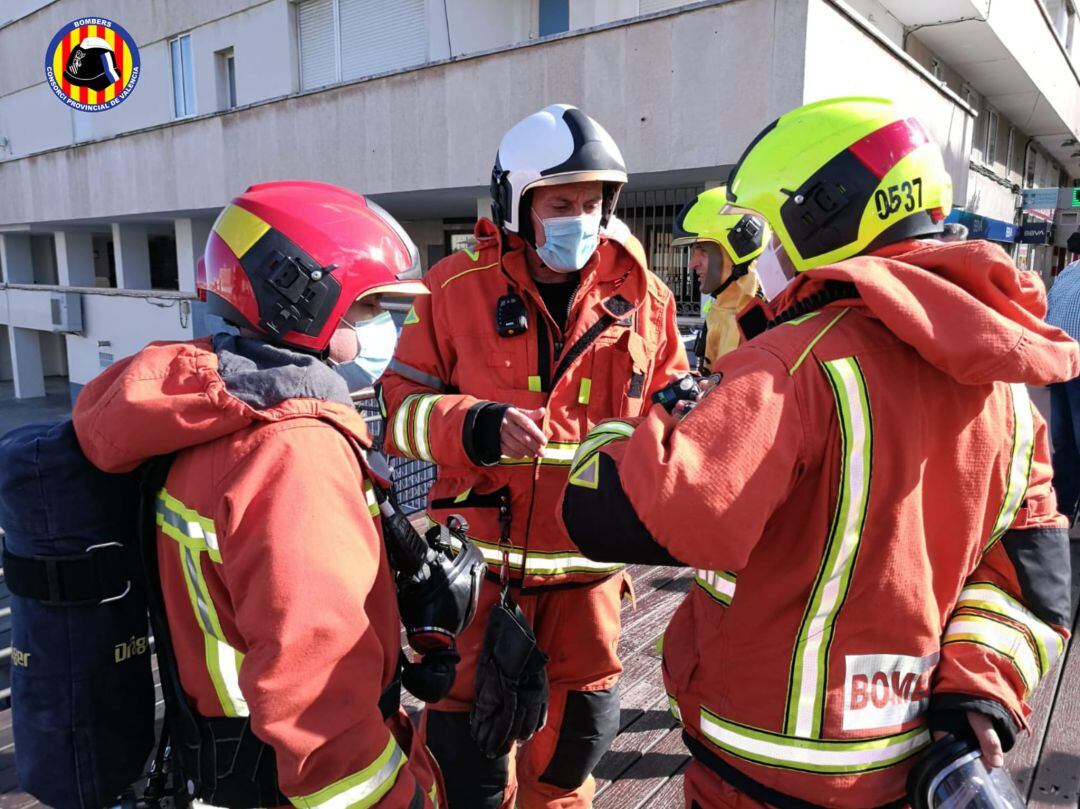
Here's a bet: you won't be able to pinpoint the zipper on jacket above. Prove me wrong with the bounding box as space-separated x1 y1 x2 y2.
556 285 578 358
535 316 552 392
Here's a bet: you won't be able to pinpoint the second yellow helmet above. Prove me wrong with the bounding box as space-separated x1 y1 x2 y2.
672 186 769 266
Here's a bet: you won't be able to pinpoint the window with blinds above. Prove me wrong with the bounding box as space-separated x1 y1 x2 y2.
639 0 690 13
298 0 337 90
298 0 427 91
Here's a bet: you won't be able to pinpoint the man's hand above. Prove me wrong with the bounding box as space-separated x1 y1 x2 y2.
932 711 1004 768
500 407 547 459
968 710 1004 768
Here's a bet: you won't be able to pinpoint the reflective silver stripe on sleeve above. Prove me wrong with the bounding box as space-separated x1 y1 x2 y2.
388 358 446 392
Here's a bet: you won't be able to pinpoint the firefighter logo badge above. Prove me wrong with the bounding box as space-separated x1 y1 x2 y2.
45 17 140 112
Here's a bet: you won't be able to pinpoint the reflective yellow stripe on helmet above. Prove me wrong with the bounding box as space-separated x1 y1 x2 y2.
213 203 271 260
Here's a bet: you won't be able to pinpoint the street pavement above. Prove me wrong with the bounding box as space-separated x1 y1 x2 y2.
0 377 73 436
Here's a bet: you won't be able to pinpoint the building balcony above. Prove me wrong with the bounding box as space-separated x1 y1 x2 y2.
875 0 1080 171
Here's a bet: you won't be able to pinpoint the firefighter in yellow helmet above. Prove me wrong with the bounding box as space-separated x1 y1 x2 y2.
562 97 1079 807
672 187 768 372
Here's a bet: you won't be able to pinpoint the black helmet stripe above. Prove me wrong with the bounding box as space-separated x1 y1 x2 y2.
540 108 626 177
208 227 342 341
778 150 879 261
673 197 700 242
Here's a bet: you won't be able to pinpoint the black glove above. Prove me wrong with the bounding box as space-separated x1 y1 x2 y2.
470 593 549 758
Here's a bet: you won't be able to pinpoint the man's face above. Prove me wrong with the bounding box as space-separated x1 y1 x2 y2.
688 241 733 296
530 181 604 247
327 295 383 363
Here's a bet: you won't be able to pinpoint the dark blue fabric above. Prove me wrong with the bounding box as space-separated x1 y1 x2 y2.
1050 377 1080 523
0 420 154 809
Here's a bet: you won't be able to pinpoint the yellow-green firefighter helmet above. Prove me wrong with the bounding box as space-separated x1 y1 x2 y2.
671 186 769 266
727 97 953 273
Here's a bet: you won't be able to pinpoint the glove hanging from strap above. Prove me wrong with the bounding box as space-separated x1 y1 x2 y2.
468 493 549 758
469 589 549 758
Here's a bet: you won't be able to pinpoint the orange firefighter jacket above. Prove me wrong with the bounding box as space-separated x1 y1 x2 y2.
562 240 1079 806
73 338 441 809
379 218 688 589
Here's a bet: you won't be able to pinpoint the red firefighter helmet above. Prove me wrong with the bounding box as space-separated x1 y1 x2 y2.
204 180 426 354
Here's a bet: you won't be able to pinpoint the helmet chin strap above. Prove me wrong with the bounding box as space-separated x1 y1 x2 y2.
708 262 750 298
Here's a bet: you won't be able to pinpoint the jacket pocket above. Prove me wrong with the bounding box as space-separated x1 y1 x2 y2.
587 329 653 421
486 350 518 389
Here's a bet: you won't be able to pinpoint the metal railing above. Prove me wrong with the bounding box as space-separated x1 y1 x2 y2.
616 187 704 319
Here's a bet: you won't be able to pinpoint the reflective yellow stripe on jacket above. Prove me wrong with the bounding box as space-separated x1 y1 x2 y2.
985 383 1035 552
432 520 624 578
500 440 582 466
699 707 929 775
695 569 737 607
784 357 873 739
568 420 635 489
290 735 407 809
391 393 444 463
942 581 1065 698
157 488 248 718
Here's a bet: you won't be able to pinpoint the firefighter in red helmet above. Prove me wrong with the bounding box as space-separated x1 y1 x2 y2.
73 181 452 808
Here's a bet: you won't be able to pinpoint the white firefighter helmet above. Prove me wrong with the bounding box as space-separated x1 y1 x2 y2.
490 104 628 234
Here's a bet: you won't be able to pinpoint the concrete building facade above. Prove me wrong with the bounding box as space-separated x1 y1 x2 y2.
0 0 1076 400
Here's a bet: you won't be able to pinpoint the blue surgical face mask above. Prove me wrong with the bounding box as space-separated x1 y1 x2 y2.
533 210 602 272
333 310 398 392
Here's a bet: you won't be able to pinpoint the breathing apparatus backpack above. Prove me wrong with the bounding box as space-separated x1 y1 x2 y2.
0 418 486 808
0 422 286 809
0 420 155 809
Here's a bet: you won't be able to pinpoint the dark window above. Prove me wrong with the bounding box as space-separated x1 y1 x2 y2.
148 235 179 290
539 0 570 36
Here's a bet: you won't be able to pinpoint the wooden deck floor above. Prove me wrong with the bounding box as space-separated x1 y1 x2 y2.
0 552 1077 808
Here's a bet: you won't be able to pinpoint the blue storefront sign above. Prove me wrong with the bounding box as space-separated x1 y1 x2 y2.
1019 221 1052 244
945 210 1017 243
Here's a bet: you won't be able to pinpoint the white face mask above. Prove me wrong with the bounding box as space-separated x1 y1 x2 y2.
532 209 603 272
331 311 397 393
756 238 795 301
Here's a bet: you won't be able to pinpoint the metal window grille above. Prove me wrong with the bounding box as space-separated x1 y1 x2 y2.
615 187 704 319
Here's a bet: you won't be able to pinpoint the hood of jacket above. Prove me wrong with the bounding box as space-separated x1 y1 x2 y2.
73 335 371 473
771 239 1080 386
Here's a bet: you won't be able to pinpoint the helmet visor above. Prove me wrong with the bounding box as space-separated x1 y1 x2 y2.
714 201 762 217
924 750 1025 809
